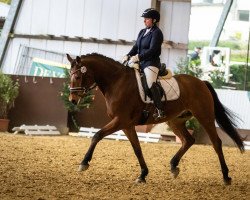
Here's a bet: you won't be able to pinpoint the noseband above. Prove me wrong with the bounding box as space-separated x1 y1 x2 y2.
70 66 97 95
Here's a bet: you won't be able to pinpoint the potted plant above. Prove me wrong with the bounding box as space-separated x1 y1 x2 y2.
0 71 19 132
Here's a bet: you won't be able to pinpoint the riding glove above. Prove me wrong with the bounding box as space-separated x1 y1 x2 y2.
121 55 129 64
130 54 140 63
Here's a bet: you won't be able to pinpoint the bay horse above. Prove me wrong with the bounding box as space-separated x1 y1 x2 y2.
67 53 244 185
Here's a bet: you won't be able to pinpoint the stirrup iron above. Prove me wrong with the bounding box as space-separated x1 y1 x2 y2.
153 109 165 120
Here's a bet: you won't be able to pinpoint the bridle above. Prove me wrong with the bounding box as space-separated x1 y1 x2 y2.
70 66 97 96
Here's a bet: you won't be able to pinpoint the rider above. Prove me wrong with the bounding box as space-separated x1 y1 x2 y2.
122 8 165 120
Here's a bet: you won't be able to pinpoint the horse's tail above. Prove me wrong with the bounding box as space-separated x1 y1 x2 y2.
204 81 245 153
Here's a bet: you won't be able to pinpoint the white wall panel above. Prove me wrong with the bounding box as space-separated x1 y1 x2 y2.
135 0 151 38
80 42 99 55
46 40 64 53
161 48 187 72
29 39 47 50
65 0 85 37
30 0 50 35
63 41 81 56
160 1 190 70
115 45 133 61
2 41 13 74
47 0 68 36
82 0 102 39
98 44 116 59
2 0 191 74
160 2 171 41
161 49 170 69
117 0 137 41
160 1 190 43
170 2 191 43
15 0 33 34
99 0 119 40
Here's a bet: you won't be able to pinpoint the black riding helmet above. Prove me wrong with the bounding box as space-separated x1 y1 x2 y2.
141 8 160 23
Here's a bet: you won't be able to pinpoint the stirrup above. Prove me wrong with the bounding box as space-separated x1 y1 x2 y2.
153 109 166 120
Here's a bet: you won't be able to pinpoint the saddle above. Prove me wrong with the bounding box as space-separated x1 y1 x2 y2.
124 61 179 103
140 63 171 101
126 62 179 124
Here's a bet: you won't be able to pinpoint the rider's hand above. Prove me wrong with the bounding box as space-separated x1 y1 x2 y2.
128 62 139 70
130 54 140 63
121 55 129 64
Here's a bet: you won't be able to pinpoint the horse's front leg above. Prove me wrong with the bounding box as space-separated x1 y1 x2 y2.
79 117 121 171
123 127 148 183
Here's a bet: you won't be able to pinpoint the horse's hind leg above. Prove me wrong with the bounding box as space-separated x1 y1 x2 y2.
168 118 195 178
195 116 232 185
123 127 148 183
79 117 121 171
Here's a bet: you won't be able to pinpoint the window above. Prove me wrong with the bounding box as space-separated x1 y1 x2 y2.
238 10 249 22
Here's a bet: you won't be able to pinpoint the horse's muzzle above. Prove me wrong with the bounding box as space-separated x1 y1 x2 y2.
69 93 82 105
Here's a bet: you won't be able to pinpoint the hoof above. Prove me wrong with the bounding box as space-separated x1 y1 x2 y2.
135 177 146 184
171 167 180 178
78 164 89 172
224 177 232 185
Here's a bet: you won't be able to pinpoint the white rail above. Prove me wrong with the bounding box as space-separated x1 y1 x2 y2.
77 127 161 143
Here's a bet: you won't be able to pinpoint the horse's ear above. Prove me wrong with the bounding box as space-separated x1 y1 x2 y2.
66 54 73 63
76 56 81 63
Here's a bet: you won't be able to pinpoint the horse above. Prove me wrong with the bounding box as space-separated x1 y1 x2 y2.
66 53 244 185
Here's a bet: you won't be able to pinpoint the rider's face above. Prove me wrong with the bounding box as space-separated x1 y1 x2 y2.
144 18 153 28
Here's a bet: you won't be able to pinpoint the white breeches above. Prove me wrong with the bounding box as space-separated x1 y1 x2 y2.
143 66 159 88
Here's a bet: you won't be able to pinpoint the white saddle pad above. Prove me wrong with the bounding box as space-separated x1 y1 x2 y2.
134 69 180 103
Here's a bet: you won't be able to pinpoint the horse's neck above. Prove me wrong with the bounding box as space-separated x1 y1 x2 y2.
87 58 123 95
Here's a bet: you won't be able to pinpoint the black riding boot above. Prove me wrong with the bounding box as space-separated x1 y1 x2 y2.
150 83 166 120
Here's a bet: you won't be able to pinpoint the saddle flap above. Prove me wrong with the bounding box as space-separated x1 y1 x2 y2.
134 69 180 104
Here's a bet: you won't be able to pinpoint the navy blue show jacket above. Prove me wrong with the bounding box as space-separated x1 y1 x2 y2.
127 25 163 70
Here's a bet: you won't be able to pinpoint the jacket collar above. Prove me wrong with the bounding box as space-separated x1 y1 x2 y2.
142 25 157 37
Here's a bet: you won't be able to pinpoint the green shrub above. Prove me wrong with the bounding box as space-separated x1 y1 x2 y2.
230 64 250 90
175 57 203 78
188 40 209 51
185 117 200 132
0 71 19 118
188 40 246 51
208 69 226 88
230 51 248 62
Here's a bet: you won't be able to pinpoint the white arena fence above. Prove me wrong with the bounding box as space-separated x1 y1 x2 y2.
244 141 250 150
76 127 161 143
12 125 61 136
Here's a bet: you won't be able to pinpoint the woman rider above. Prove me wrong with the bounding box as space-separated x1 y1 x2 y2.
122 8 165 120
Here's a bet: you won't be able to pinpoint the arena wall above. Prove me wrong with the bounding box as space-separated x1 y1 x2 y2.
9 75 68 133
1 0 191 74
